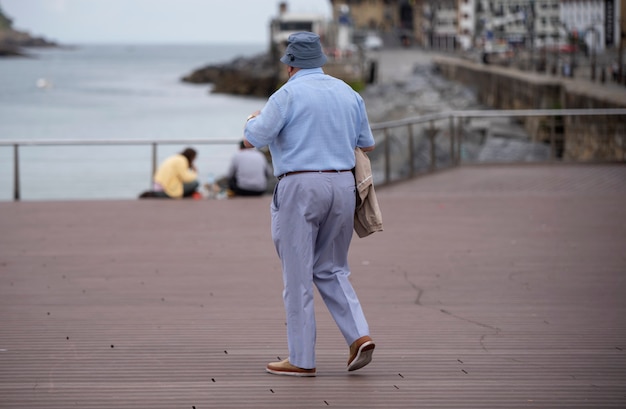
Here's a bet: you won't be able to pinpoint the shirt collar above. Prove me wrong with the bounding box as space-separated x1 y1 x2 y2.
288 67 325 81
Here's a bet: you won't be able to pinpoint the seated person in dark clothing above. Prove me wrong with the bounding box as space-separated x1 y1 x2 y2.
224 140 271 196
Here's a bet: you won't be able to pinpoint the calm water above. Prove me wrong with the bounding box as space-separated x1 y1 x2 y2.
0 43 267 201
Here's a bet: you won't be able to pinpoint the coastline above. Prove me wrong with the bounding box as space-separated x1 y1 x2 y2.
0 17 58 57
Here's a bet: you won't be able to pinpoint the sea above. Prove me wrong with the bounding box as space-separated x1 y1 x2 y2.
0 43 268 201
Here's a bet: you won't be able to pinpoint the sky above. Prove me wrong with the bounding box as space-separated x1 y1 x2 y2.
1 0 332 45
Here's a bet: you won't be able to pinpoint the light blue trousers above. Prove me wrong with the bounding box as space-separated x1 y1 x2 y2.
271 172 370 369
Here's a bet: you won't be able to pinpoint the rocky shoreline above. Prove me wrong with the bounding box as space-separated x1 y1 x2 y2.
181 51 277 98
181 47 485 122
181 49 375 98
0 30 58 57
0 9 58 57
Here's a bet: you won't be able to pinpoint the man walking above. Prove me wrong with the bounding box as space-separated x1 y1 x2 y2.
243 32 376 376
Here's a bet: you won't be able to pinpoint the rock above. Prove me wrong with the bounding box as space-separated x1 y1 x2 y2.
182 52 278 98
0 8 58 57
0 43 24 56
0 25 58 46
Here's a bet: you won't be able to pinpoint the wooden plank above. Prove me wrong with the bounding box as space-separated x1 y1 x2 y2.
1 164 625 408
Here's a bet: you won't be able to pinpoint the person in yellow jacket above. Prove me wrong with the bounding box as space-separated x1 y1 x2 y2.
152 148 200 199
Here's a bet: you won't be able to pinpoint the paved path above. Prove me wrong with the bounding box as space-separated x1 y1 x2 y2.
1 163 625 408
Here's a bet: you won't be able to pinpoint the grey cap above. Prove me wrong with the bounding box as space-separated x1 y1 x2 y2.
280 31 328 69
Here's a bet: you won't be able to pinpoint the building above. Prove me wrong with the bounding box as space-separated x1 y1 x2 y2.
458 0 478 50
560 0 622 52
473 0 558 50
326 0 622 52
425 0 459 49
329 0 426 46
328 0 419 32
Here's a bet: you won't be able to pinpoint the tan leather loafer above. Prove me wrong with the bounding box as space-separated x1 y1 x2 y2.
266 358 316 377
347 336 375 371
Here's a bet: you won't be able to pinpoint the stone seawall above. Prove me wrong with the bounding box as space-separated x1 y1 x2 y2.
433 56 626 161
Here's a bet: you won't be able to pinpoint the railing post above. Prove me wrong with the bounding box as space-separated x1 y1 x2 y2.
550 115 556 161
383 128 391 184
456 117 463 165
449 116 455 166
429 120 436 172
13 144 20 201
407 124 414 178
151 142 157 187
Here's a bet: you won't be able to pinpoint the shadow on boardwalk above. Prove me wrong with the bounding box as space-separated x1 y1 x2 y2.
1 164 625 408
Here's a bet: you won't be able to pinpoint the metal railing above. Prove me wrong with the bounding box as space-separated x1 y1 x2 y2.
368 108 626 185
0 139 241 201
1 109 625 201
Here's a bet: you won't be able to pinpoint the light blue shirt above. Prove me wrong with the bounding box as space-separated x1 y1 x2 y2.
244 68 375 177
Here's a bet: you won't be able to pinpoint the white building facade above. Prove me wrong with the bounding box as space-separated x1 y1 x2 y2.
458 0 478 49
560 0 622 51
474 0 561 49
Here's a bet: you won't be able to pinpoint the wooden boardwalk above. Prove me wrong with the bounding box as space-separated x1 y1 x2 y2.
1 164 625 408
